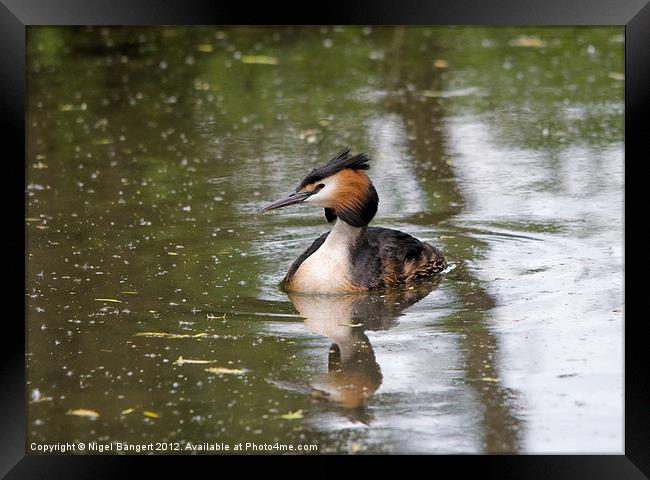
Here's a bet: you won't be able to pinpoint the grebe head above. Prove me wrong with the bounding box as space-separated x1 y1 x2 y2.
261 148 379 227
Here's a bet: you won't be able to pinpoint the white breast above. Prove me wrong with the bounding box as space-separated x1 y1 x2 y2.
289 221 361 293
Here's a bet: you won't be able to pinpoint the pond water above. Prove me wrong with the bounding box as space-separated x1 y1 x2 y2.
26 26 624 454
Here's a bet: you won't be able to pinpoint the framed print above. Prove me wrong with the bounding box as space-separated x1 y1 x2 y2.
2 0 648 477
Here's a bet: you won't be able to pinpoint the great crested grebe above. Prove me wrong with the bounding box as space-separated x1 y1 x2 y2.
261 149 447 293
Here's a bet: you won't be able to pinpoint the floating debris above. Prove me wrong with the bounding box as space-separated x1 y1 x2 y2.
136 332 210 339
480 377 499 383
66 408 100 419
194 80 211 91
421 87 478 99
174 355 217 365
31 388 52 403
196 44 213 53
509 36 545 48
121 408 135 415
421 89 443 98
433 59 448 68
241 55 278 65
31 389 42 402
279 410 303 420
298 128 320 144
205 367 245 375
143 411 160 418
608 72 624 81
339 323 363 328
94 298 122 303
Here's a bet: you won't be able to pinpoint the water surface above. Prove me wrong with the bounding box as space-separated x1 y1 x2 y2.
26 26 623 454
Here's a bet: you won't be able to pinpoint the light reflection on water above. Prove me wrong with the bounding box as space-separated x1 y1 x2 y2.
27 26 623 454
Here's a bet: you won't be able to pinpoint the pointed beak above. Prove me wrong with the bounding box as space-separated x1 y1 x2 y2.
260 191 313 212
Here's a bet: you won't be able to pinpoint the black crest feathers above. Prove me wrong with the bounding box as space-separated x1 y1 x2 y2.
324 207 337 223
297 148 370 190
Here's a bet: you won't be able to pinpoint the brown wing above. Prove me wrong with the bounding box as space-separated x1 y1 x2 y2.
351 227 446 289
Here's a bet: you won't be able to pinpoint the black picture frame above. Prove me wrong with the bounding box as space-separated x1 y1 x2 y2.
3 0 647 477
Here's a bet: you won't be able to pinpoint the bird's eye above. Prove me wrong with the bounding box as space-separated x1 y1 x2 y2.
316 183 325 190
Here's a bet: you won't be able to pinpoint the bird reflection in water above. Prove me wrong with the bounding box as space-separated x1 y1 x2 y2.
271 279 440 422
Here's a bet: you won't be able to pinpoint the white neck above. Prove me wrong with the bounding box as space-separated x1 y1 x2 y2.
288 220 363 293
324 219 363 248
